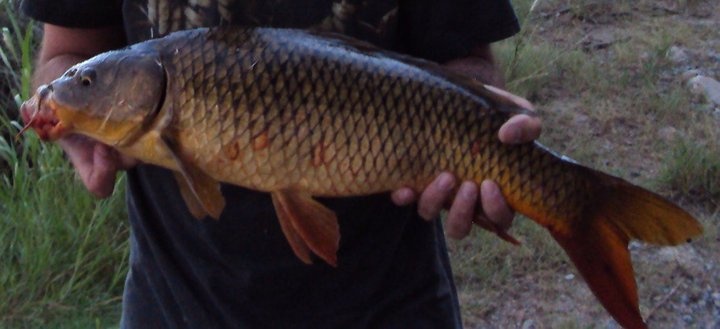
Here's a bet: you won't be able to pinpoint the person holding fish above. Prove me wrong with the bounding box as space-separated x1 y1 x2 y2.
22 0 542 327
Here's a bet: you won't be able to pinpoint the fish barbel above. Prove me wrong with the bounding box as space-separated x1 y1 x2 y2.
20 27 702 329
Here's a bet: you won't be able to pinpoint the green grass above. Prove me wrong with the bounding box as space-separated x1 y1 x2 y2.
659 138 720 206
0 1 129 327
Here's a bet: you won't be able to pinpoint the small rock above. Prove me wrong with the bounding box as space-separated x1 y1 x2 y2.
667 46 689 63
564 274 575 281
681 69 700 82
687 75 720 106
521 319 535 329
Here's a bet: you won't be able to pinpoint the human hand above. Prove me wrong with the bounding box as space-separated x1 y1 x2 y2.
58 135 138 198
391 87 540 240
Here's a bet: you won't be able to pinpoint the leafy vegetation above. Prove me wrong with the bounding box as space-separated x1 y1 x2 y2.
660 138 720 206
0 1 128 327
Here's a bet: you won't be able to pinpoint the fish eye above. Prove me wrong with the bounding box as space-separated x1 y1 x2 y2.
79 68 96 87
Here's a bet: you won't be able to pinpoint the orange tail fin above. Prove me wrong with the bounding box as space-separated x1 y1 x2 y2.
550 167 702 329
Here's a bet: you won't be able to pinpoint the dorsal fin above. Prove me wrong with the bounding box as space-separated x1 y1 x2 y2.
304 29 535 117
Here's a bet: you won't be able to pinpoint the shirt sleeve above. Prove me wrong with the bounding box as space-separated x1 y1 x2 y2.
21 0 123 28
398 0 520 62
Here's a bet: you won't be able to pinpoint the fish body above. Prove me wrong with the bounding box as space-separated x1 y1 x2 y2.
21 27 702 329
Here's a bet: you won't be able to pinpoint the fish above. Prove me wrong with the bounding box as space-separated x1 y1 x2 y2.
19 27 702 329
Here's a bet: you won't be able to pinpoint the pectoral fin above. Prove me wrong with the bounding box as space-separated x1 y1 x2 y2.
271 189 340 266
173 172 216 219
160 135 225 219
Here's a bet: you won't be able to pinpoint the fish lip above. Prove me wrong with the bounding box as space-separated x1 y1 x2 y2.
19 86 69 141
35 97 69 141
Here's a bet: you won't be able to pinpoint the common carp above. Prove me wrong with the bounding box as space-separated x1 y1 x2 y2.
20 27 701 329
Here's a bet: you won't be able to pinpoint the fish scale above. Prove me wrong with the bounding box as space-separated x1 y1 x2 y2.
21 27 702 329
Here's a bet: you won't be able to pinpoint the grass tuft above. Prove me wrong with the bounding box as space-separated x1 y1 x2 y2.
0 1 129 326
659 138 720 207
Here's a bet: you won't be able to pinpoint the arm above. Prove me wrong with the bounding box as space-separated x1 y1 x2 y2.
34 24 136 198
391 44 541 240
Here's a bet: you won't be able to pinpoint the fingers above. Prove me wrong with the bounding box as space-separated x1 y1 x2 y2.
395 171 516 240
498 114 542 144
445 182 478 239
444 180 515 240
482 84 542 144
85 143 119 198
390 187 417 206
417 172 456 220
484 84 535 110
478 180 514 232
58 135 122 198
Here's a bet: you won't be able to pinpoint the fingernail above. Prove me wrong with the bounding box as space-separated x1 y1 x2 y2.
436 174 454 191
480 181 497 197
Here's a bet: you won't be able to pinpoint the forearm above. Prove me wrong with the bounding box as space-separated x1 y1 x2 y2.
442 44 506 88
33 54 88 88
33 24 126 88
441 43 533 112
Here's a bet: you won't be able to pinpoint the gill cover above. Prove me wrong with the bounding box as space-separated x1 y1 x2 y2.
49 49 166 145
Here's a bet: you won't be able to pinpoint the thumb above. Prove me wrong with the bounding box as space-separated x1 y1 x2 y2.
80 143 119 198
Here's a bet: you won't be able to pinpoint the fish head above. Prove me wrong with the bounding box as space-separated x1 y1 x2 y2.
21 49 166 146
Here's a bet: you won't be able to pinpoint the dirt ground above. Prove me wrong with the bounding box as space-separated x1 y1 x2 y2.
453 1 720 328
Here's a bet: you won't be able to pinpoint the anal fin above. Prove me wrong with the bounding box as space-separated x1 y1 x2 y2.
271 189 340 266
473 217 521 245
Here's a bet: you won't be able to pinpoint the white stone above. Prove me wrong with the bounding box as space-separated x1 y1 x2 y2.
687 75 720 106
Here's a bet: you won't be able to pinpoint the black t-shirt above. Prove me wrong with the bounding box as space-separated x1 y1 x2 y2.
23 1 519 328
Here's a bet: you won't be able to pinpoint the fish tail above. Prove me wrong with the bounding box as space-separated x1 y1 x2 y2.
549 167 702 329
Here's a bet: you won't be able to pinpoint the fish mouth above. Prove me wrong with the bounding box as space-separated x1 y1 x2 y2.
19 85 69 141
